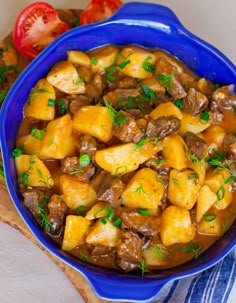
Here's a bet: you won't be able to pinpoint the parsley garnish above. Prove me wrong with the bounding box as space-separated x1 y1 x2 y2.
0 160 5 179
179 241 202 259
151 244 170 261
142 56 155 73
37 205 52 232
157 74 173 93
104 98 128 126
138 259 150 276
134 137 158 151
0 65 21 88
141 85 156 100
134 184 150 197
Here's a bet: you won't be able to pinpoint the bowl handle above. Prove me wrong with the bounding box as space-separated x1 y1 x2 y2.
109 2 182 27
87 274 170 302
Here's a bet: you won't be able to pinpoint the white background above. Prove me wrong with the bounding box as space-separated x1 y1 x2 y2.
0 1 235 303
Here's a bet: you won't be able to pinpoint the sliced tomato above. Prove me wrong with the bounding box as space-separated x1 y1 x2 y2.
13 2 70 59
80 0 123 25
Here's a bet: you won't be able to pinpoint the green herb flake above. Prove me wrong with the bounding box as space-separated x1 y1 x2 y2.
134 137 158 151
187 171 199 185
150 158 166 164
79 154 90 166
157 74 173 93
30 88 52 98
216 185 225 201
31 128 44 140
142 56 155 73
152 244 170 261
72 17 80 27
134 184 150 197
0 90 8 103
137 208 149 216
37 205 52 232
138 259 150 277
105 66 117 82
113 218 122 227
179 241 202 259
69 168 85 175
0 65 21 88
141 85 156 100
118 59 131 69
91 57 98 65
202 213 217 222
200 112 210 123
174 99 183 110
3 44 8 51
0 160 5 180
80 252 90 263
101 218 107 225
104 98 127 126
76 205 88 217
12 147 24 158
58 99 67 115
171 177 181 189
48 99 55 106
114 165 128 176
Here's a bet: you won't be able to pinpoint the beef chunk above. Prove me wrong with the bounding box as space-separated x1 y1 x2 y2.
91 171 125 207
79 135 98 158
223 133 236 177
156 58 187 100
211 85 236 111
104 89 140 109
61 156 95 182
21 189 46 222
120 211 161 236
113 111 144 143
146 116 181 140
116 231 142 272
91 245 117 269
209 110 224 124
182 88 208 116
184 132 207 160
47 195 67 232
67 95 91 115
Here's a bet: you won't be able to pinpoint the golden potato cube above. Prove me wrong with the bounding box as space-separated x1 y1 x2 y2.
143 243 169 266
89 45 119 73
140 76 165 94
67 50 91 66
17 134 43 155
149 102 183 120
86 220 119 247
62 215 91 252
196 185 217 222
47 61 85 94
117 46 156 79
160 206 196 246
72 106 113 142
163 134 188 170
85 202 109 220
178 112 211 135
168 168 201 210
24 78 55 120
40 114 76 159
15 155 54 188
198 210 221 236
95 141 162 175
122 168 165 209
59 174 97 209
204 169 233 210
203 125 226 151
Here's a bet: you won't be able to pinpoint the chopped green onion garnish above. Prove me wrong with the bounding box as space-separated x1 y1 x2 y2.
141 85 156 100
113 218 122 227
105 66 117 82
3 44 8 51
216 185 225 201
157 74 173 93
113 111 128 126
224 176 234 184
91 57 98 65
31 128 44 140
48 99 55 106
137 208 149 216
76 205 88 217
12 147 24 158
118 59 131 69
200 112 210 123
72 17 80 27
174 99 183 110
202 213 217 222
101 218 107 224
79 154 90 166
0 160 5 179
22 172 29 186
142 56 155 73
58 100 67 115
38 195 50 209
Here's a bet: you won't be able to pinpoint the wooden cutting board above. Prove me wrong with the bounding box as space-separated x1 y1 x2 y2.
0 8 117 303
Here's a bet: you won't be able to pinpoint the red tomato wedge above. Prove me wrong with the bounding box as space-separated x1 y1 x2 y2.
13 2 70 59
80 0 123 25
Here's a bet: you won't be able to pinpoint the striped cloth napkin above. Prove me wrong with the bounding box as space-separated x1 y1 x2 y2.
151 249 235 303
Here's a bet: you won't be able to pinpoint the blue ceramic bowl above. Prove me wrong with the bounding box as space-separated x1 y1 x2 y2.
1 2 235 302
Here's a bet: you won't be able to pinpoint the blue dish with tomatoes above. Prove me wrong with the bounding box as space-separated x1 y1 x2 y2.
1 2 236 302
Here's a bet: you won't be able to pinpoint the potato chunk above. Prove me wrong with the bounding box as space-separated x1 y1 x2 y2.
204 169 233 209
59 174 97 209
72 106 113 142
160 206 196 246
89 45 119 73
85 202 109 220
67 50 91 66
196 185 217 221
140 76 165 94
203 125 226 152
95 141 162 175
197 210 222 236
163 134 188 170
86 220 119 247
15 154 54 188
117 46 156 79
143 243 169 266
178 112 211 135
62 215 91 252
17 134 43 155
40 114 76 159
168 165 204 210
122 168 165 209
24 78 55 120
47 61 85 94
150 102 183 120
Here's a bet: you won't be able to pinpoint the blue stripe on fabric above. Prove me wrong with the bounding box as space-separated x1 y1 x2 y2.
205 261 223 303
222 250 236 303
162 280 179 303
184 275 200 303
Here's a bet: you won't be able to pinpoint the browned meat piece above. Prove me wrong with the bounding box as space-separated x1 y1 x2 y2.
120 211 161 236
209 110 224 124
104 88 140 109
125 109 143 118
91 245 117 269
113 111 144 143
184 132 207 160
155 58 187 100
67 95 91 114
182 88 208 116
116 231 142 272
223 133 236 181
61 156 95 182
146 116 181 140
47 195 67 232
115 76 137 89
91 171 125 207
211 85 236 111
79 135 98 158
21 190 44 222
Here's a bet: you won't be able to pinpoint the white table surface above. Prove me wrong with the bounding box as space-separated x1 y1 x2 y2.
0 1 235 303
